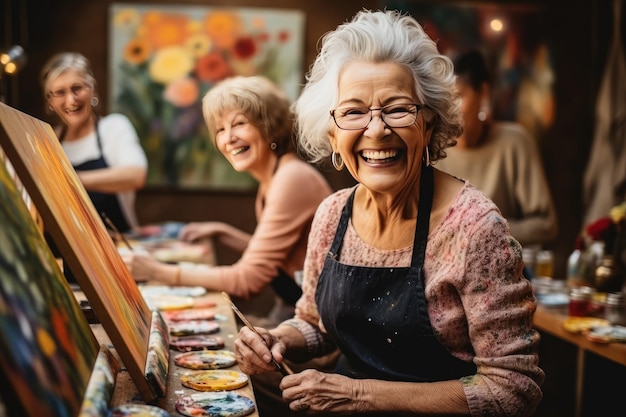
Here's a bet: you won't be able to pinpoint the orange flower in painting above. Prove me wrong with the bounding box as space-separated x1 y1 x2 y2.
141 12 189 49
233 36 256 60
204 12 242 49
124 38 151 65
164 77 199 107
196 52 231 82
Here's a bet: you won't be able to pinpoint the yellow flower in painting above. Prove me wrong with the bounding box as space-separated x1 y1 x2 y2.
124 38 152 65
204 12 242 49
185 34 212 59
114 8 140 28
149 46 194 84
164 77 199 107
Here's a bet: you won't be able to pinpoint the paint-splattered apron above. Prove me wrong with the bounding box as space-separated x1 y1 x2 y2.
316 165 475 414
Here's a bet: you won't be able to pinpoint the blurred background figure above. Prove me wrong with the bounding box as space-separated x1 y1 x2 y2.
41 52 147 233
123 75 332 325
436 49 558 271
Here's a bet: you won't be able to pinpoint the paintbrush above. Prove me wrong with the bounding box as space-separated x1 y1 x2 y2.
101 212 134 251
221 292 294 375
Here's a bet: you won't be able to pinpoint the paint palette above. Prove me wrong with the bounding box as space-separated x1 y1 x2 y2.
139 285 207 298
180 370 249 392
170 335 225 352
162 308 216 322
168 320 220 336
175 392 255 417
173 350 236 370
108 403 172 417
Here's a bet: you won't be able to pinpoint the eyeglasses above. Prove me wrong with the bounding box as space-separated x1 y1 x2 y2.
330 103 423 130
47 84 90 101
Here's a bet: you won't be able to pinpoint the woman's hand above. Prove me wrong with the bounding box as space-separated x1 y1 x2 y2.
121 251 163 283
280 369 369 414
234 326 288 375
178 222 222 242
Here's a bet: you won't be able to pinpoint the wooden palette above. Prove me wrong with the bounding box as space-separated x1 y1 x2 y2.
180 370 249 392
175 392 255 417
108 403 171 417
173 350 236 370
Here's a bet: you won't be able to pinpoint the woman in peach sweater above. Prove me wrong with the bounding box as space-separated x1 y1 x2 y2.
122 76 332 313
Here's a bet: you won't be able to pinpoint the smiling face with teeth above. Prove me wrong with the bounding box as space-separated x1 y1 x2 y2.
47 69 95 136
329 61 431 196
214 109 276 182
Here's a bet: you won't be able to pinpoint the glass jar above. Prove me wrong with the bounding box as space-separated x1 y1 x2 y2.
568 287 594 317
604 292 626 325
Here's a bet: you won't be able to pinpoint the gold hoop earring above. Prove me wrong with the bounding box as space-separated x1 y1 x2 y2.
423 146 430 167
331 151 344 171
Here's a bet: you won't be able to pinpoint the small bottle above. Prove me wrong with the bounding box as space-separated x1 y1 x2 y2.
566 237 584 287
604 292 626 325
568 287 594 317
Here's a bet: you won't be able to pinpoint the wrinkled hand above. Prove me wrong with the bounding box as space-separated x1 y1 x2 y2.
120 251 158 282
178 222 220 242
234 326 287 375
281 369 368 414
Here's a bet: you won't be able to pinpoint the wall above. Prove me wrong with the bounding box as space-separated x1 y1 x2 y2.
0 0 614 277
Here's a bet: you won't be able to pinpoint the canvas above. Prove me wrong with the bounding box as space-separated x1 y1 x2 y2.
109 4 305 188
0 102 158 402
0 149 99 416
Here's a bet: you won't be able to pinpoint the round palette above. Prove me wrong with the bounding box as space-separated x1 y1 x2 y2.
162 308 216 322
175 392 255 417
174 350 236 370
146 295 195 311
169 320 220 336
170 335 225 352
140 285 207 298
180 370 249 392
108 403 171 417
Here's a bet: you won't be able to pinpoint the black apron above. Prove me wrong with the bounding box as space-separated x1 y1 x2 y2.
61 118 131 233
316 165 475 414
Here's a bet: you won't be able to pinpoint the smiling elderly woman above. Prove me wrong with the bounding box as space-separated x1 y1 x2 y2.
234 9 544 417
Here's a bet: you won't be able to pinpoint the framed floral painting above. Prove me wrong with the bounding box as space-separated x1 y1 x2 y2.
108 4 305 188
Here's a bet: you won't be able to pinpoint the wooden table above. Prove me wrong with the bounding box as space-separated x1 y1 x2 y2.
533 305 626 417
81 290 259 416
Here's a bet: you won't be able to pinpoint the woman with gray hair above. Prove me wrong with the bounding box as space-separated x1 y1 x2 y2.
234 9 544 417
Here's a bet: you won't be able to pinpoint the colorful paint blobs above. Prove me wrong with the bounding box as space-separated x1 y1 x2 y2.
169 320 220 336
162 308 215 322
181 370 248 392
144 311 170 398
176 392 255 417
173 350 236 370
170 335 225 352
108 403 171 417
79 346 120 417
145 295 195 311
